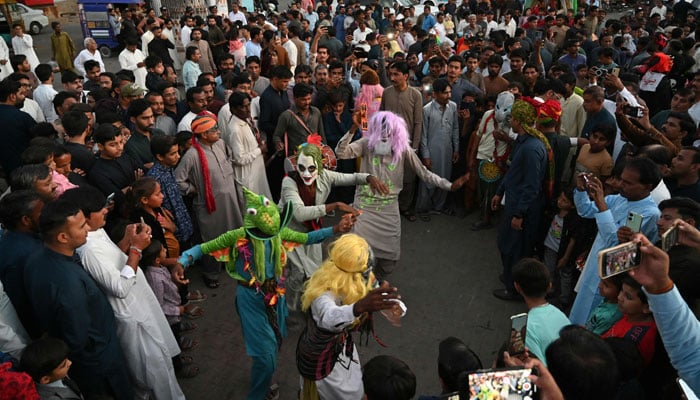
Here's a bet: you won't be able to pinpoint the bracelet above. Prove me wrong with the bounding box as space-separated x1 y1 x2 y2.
129 246 142 254
646 279 674 295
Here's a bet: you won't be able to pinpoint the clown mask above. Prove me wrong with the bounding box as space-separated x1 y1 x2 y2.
297 153 318 186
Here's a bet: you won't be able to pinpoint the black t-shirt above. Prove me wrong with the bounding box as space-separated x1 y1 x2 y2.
64 141 96 174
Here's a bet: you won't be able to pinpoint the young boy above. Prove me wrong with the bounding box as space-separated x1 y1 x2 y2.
87 123 143 199
145 55 166 93
602 276 658 366
20 336 83 400
142 240 199 378
512 258 571 366
543 190 576 276
575 124 614 179
586 274 624 335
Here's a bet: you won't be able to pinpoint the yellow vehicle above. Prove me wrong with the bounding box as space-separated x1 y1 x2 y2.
0 0 24 42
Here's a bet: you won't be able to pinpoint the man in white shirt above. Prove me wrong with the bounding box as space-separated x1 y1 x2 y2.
74 38 106 77
118 39 147 89
33 63 58 123
352 20 373 45
11 24 39 71
497 11 516 38
485 11 499 36
228 2 247 25
180 16 194 49
282 33 298 73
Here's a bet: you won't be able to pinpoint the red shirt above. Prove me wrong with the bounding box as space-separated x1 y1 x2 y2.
602 315 658 365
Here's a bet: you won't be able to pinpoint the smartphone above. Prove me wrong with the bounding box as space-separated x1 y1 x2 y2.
626 212 643 233
678 378 699 400
508 313 528 356
533 30 543 41
137 216 145 234
386 32 395 40
582 172 591 186
623 105 643 118
662 224 679 252
612 67 620 77
598 241 642 279
360 103 368 131
466 368 537 399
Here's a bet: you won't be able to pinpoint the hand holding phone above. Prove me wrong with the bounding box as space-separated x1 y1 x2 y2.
662 224 679 252
599 241 642 279
508 313 527 356
626 212 643 233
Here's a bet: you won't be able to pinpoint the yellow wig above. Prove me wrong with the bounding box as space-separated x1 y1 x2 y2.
301 234 375 312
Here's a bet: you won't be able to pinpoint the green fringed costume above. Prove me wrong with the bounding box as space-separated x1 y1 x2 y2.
195 187 336 400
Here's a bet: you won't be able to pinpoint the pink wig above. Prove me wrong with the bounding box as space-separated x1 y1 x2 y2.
366 111 412 165
355 84 384 119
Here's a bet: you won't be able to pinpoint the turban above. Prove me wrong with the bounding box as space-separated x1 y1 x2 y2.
537 99 562 124
191 113 218 134
190 111 219 213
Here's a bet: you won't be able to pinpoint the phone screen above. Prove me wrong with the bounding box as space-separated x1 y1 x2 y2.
360 104 368 131
508 313 527 355
598 241 642 279
467 369 536 399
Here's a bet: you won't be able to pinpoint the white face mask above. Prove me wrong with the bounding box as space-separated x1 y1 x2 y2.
374 138 392 156
296 153 318 186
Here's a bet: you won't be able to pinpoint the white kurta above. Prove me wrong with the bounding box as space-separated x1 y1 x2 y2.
0 37 13 80
118 48 147 89
303 293 363 399
21 97 45 123
73 48 106 77
0 280 29 359
162 27 181 69
218 106 272 198
11 34 39 71
77 229 184 400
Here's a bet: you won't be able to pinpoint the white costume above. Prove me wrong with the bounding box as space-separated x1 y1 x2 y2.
0 36 13 80
11 34 39 71
77 228 184 400
118 48 147 89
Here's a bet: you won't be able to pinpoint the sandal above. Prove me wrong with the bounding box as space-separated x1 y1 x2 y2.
180 355 195 365
179 335 198 351
265 383 280 400
176 364 199 378
401 211 417 222
181 321 198 332
203 277 220 289
184 304 204 319
186 290 207 303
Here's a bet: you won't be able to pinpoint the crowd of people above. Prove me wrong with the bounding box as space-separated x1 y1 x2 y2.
2 0 700 398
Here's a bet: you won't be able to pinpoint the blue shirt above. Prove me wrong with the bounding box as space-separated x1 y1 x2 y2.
333 15 346 39
557 53 587 74
497 134 547 216
147 162 194 242
646 286 700 394
245 40 261 58
569 191 660 324
525 304 571 366
422 14 436 31
581 107 616 139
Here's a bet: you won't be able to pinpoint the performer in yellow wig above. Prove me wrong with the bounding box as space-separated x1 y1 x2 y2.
296 234 403 400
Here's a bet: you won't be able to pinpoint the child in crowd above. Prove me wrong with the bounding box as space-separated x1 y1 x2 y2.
20 336 83 400
575 124 615 179
142 240 200 378
586 274 624 335
52 145 88 187
543 190 576 277
602 276 658 366
512 258 570 366
20 141 77 196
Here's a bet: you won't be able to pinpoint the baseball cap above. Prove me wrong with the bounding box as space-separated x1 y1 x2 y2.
121 83 145 97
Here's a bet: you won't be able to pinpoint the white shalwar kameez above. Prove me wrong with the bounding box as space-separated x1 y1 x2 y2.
118 48 147 89
11 34 39 71
0 37 13 80
77 228 185 400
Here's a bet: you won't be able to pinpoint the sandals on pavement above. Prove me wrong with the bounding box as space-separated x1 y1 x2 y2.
179 335 198 351
184 304 204 319
181 321 198 332
187 290 207 303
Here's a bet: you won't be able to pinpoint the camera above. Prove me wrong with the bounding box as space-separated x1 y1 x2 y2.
593 67 608 77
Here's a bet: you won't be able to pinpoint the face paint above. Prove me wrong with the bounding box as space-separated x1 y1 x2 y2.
296 153 318 186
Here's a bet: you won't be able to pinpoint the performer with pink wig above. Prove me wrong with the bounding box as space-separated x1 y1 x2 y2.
335 111 469 279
